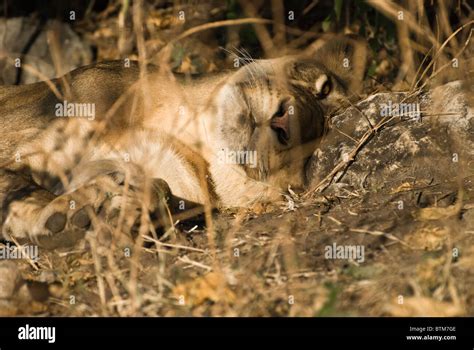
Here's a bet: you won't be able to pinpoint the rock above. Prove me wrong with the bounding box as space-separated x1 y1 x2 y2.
0 17 92 85
306 80 474 210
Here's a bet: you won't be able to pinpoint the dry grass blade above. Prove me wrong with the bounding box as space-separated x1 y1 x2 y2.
413 21 474 90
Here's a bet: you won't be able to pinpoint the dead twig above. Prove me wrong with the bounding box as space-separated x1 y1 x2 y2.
304 114 397 197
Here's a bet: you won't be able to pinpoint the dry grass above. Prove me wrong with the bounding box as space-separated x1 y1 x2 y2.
1 0 473 317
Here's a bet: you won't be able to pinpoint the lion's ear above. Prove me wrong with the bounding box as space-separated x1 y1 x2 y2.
305 35 368 97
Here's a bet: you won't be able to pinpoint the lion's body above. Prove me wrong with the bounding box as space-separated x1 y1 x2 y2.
0 36 367 249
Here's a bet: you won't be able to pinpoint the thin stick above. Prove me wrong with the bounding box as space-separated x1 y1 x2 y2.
142 235 207 253
178 256 212 271
304 114 397 197
160 18 272 56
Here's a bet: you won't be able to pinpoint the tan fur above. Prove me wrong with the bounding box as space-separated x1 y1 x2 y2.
0 36 367 247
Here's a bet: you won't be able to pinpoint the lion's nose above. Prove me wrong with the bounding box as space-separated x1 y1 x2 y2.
271 101 290 145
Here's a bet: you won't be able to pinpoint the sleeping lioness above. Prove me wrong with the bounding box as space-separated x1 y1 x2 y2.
0 35 367 248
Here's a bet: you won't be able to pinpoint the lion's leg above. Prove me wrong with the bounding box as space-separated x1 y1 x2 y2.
0 168 99 249
1 163 175 249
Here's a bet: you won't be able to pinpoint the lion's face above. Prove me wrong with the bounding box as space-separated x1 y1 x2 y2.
211 36 366 191
214 58 320 187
